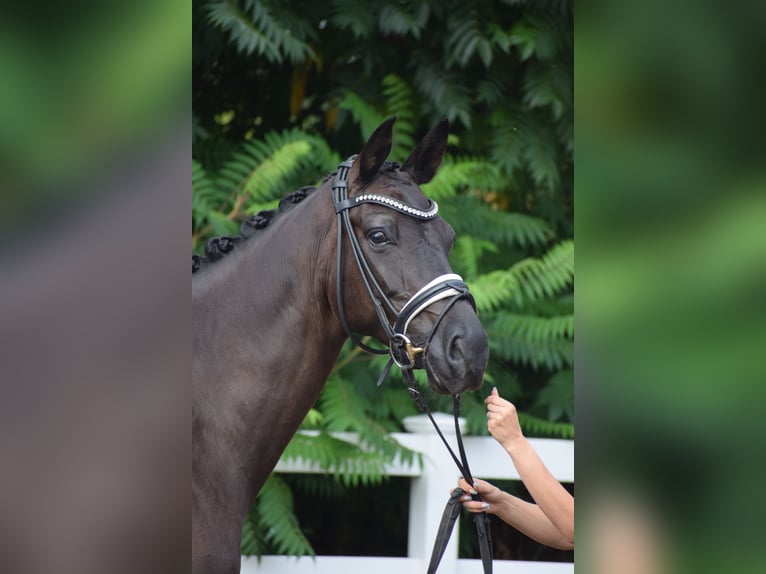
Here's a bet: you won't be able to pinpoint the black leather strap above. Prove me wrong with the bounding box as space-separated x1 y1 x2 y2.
427 487 465 574
403 369 493 574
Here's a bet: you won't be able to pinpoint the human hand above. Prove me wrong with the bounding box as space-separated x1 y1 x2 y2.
485 387 524 451
455 477 503 513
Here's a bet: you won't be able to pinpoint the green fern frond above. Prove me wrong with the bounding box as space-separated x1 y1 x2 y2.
207 0 315 64
510 239 574 304
497 212 556 248
489 107 529 179
282 431 409 487
241 503 268 556
337 92 388 142
319 376 369 432
330 0 376 39
339 74 417 160
211 128 334 208
518 412 574 439
494 312 574 343
255 475 315 556
241 139 312 201
486 315 573 371
320 376 416 466
468 268 519 313
446 3 493 68
475 75 510 106
442 199 555 248
413 62 472 127
522 63 572 121
192 159 221 231
467 239 573 311
523 112 561 190
382 74 417 160
451 236 498 279
532 369 574 421
508 14 558 62
378 2 430 40
420 157 502 200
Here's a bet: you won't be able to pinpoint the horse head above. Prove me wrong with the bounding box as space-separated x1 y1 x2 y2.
331 117 489 395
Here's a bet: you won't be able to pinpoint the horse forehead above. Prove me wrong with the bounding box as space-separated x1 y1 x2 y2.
369 170 429 208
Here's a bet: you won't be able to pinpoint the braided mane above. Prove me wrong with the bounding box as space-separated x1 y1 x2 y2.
191 161 403 274
192 185 316 274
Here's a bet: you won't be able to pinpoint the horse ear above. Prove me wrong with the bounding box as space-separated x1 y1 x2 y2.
356 116 396 183
401 117 449 184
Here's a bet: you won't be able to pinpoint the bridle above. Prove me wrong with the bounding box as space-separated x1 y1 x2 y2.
332 156 472 374
332 156 493 574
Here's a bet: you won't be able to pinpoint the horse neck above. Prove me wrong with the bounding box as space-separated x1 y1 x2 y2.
192 186 347 494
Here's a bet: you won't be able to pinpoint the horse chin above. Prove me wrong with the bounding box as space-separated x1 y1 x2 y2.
424 359 486 395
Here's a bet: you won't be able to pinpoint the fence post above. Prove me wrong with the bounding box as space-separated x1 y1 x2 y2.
403 413 466 574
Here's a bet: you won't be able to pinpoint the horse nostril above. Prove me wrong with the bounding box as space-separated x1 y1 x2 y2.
448 334 465 364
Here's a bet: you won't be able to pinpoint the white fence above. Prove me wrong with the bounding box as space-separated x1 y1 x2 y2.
242 413 574 574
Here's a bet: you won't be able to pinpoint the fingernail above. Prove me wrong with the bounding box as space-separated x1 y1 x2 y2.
482 503 491 510
460 495 471 502
470 489 478 495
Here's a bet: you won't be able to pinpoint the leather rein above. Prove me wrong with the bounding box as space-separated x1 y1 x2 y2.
331 156 493 574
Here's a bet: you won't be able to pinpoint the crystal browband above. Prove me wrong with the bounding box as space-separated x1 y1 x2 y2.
334 193 439 220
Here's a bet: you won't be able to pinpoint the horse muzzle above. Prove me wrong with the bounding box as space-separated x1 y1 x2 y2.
423 300 488 394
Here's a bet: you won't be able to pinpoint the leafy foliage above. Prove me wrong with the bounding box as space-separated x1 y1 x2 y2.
241 475 315 557
207 0 316 63
194 0 573 558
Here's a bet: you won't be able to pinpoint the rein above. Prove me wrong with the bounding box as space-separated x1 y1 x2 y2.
331 156 493 574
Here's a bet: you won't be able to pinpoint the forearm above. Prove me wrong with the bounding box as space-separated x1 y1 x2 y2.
505 438 574 547
492 491 574 550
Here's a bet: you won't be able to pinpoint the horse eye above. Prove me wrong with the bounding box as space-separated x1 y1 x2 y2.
367 229 389 246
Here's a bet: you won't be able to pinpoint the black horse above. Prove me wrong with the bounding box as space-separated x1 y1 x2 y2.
192 117 489 574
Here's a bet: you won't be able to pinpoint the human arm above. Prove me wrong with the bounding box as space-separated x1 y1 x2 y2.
484 387 574 548
457 477 574 550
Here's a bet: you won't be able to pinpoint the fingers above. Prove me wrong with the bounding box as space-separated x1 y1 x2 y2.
454 478 494 513
459 498 491 513
457 478 478 494
458 477 493 494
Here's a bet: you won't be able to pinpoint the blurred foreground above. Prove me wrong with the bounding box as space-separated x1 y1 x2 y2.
577 2 766 573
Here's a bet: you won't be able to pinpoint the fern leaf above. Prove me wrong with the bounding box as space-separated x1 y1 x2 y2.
207 0 315 64
522 63 572 121
509 14 557 62
446 4 493 68
468 239 574 311
532 369 574 421
192 159 224 232
450 236 498 279
338 91 387 143
241 504 267 556
378 2 429 40
382 74 417 160
486 313 573 371
421 157 502 201
330 0 376 38
511 239 574 304
489 107 529 179
256 475 315 556
413 62 472 127
518 412 574 439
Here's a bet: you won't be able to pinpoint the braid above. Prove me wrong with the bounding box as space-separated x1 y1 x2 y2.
192 185 317 274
